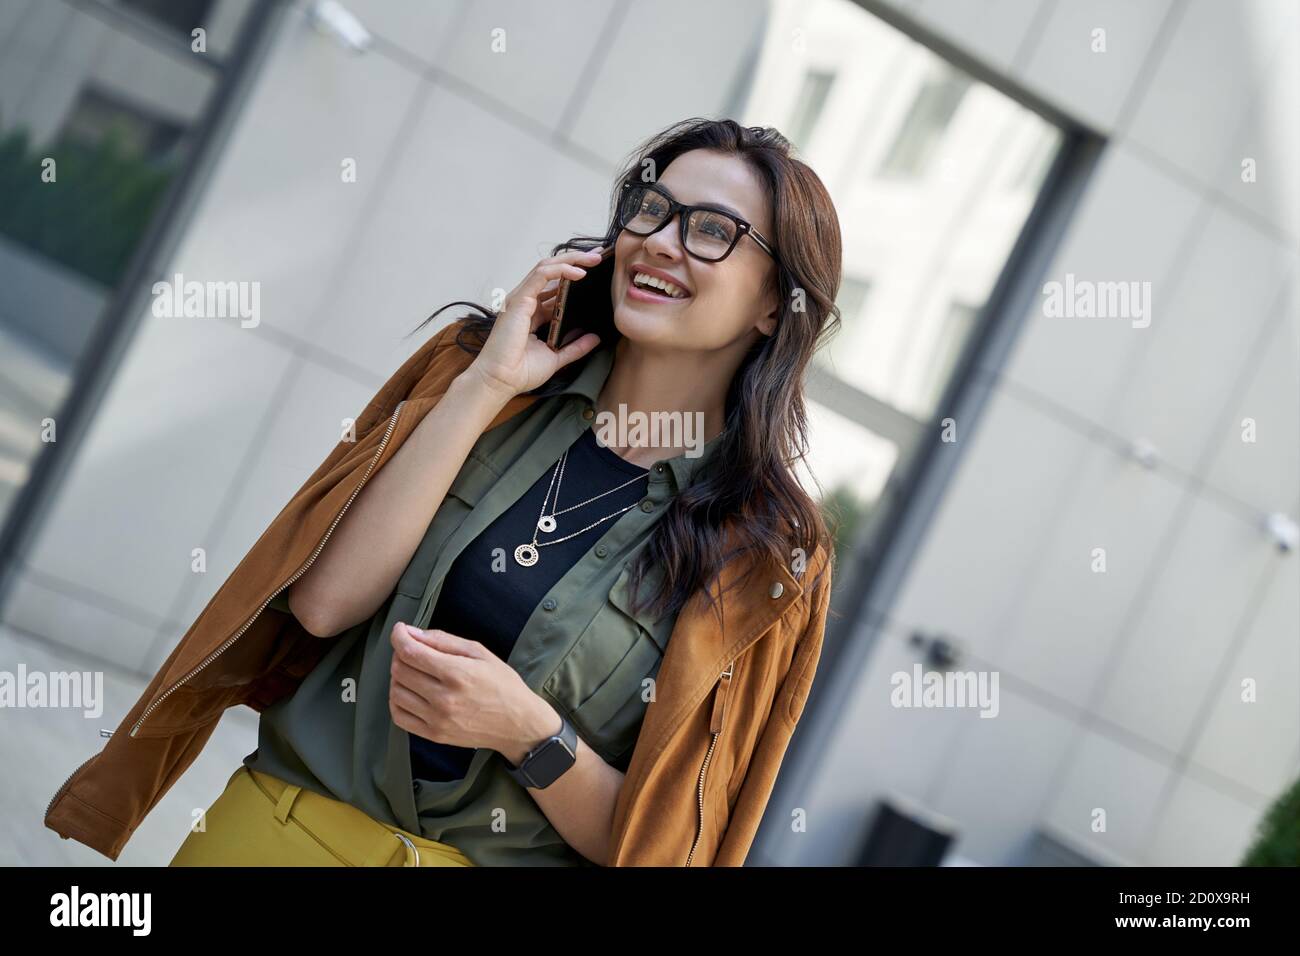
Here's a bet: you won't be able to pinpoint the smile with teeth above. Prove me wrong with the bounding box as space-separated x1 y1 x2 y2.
631 269 690 299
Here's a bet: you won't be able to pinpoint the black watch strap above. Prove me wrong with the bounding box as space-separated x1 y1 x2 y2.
505 712 579 789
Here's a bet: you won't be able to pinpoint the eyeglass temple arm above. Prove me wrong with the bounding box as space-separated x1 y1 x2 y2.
747 227 777 260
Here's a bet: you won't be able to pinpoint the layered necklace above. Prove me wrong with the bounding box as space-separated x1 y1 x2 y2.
514 441 648 567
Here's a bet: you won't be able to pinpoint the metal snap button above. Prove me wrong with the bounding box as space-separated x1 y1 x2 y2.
640 500 654 512
654 464 665 473
542 598 557 611
582 407 594 421
769 581 784 599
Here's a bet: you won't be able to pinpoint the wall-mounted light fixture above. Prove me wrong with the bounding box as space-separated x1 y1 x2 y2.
1126 437 1160 470
1264 512 1299 554
307 0 372 54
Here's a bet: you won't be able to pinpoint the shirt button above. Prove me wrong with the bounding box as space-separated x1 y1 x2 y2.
582 406 594 421
595 545 608 558
640 499 654 512
542 598 557 611
769 581 784 599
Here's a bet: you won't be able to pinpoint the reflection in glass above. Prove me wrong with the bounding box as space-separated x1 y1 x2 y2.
787 69 835 149
917 300 978 414
876 64 971 179
0 0 248 529
741 0 1065 580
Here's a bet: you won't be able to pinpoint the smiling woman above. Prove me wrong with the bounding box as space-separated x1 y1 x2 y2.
243 118 842 866
46 117 842 869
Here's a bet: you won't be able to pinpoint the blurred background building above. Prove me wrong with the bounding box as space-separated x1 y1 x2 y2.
1 0 1296 866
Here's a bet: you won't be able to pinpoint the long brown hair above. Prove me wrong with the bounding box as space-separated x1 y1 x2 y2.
408 118 842 626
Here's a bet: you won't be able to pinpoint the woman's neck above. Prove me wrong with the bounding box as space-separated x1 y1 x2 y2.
593 336 737 469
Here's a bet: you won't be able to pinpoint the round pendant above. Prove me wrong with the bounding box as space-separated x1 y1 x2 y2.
538 516 557 533
514 544 539 567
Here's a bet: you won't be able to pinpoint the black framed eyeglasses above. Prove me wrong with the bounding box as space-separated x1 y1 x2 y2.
616 181 778 264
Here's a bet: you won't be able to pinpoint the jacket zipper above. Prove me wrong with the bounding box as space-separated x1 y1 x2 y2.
45 730 115 822
685 659 733 867
126 400 407 740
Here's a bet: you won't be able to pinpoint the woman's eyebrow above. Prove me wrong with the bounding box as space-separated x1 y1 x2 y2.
658 183 746 220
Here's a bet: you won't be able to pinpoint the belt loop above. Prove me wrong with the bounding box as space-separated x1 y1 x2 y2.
273 784 302 824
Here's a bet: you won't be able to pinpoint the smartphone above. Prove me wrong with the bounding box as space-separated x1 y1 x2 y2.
546 246 618 351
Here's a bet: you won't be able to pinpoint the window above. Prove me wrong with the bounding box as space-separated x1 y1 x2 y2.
1006 124 1062 193
917 300 978 414
876 65 971 179
0 0 260 563
56 86 187 164
741 0 1067 614
835 276 873 331
788 69 836 149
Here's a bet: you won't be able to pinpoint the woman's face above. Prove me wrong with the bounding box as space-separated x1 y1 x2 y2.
610 148 779 352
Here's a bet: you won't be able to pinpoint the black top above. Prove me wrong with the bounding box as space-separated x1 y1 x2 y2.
409 426 650 782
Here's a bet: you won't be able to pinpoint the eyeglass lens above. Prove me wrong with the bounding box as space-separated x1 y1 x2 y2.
619 184 738 260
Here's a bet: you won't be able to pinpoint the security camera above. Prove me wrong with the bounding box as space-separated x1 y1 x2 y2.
927 636 960 669
1265 512 1299 554
307 0 372 53
907 630 961 668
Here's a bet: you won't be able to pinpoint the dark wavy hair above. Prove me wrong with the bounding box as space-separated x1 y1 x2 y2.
406 117 842 626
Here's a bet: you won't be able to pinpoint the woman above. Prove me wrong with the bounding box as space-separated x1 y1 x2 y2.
167 117 842 867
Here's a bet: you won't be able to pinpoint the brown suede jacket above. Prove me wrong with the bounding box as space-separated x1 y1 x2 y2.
43 318 834 866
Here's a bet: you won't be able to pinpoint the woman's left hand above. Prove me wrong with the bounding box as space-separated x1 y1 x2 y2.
388 622 556 762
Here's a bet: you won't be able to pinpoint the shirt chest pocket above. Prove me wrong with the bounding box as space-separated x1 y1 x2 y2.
396 454 500 600
542 563 674 765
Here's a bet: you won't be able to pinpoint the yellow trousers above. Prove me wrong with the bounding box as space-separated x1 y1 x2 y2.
169 765 475 867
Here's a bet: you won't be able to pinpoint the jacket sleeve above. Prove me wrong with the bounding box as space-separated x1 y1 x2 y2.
41 318 478 862
712 547 834 865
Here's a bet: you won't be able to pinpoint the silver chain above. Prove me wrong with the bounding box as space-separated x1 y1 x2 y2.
514 442 648 567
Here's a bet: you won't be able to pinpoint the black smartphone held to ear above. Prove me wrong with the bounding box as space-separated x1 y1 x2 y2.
546 246 617 351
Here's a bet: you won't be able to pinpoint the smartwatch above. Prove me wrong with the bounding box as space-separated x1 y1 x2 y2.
504 712 579 789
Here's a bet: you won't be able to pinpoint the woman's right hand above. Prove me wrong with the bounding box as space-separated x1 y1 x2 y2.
463 248 605 400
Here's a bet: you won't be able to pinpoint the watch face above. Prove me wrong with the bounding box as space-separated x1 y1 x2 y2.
525 737 576 786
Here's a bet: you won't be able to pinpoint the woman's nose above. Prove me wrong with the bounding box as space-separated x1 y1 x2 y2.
642 216 685 259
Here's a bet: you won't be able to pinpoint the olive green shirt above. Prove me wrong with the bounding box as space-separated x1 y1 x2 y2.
244 339 721 865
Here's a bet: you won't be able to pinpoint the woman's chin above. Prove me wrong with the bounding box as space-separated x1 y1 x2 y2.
612 303 682 343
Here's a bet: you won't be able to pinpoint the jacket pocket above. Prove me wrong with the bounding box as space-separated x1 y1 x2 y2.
542 563 674 764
